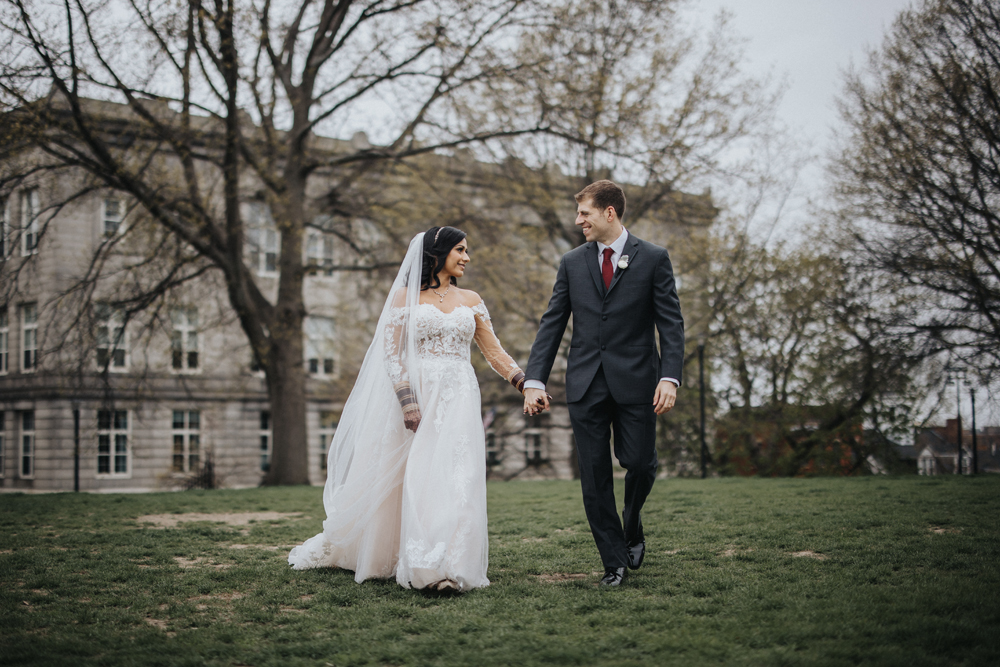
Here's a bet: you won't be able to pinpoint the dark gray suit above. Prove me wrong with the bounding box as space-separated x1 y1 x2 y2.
526 233 683 568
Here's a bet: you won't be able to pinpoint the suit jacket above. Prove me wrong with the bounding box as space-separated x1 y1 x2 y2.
526 233 684 404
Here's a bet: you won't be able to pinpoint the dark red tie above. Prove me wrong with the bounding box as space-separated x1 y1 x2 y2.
602 247 614 289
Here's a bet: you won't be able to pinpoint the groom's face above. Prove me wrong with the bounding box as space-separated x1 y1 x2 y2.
575 198 617 244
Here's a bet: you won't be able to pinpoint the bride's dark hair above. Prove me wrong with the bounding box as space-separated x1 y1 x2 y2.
421 226 467 290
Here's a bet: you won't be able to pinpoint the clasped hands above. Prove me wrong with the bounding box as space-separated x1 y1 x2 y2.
523 381 677 416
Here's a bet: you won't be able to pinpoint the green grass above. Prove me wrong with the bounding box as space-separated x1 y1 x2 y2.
1 477 998 666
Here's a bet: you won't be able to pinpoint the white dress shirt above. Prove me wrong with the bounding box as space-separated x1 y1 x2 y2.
525 228 680 392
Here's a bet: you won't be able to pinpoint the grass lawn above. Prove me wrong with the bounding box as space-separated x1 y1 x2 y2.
1 476 998 666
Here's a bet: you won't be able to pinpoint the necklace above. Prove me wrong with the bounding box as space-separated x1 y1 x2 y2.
431 284 451 303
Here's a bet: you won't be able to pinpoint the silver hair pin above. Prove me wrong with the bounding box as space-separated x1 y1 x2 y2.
434 227 443 243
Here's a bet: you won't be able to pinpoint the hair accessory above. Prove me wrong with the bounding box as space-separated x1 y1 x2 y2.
434 227 443 243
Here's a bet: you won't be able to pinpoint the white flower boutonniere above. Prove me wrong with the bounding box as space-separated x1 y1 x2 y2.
618 254 630 270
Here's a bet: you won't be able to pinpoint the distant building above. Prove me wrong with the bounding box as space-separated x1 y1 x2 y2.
914 419 1000 475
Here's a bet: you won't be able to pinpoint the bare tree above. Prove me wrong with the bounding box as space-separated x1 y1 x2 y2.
475 0 779 245
707 226 932 476
832 0 1000 382
0 0 548 484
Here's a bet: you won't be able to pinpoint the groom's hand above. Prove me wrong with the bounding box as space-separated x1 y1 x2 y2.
653 380 677 415
523 388 549 416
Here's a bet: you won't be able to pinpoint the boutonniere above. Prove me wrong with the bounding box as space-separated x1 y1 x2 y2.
618 255 630 270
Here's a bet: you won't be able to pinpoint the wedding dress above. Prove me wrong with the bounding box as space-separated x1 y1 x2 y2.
288 232 523 591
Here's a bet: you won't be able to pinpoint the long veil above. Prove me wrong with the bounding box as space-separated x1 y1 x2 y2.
289 233 425 580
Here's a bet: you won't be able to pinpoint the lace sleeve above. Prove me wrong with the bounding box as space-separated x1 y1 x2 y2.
385 306 418 415
472 300 526 394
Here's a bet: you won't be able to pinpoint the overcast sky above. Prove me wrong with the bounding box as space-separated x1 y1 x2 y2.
690 0 916 158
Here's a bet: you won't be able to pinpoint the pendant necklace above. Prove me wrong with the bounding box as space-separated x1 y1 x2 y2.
432 284 451 303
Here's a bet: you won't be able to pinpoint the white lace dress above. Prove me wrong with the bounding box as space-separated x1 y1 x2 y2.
289 298 522 592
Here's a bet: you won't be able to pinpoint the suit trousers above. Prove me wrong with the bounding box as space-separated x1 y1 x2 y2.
568 364 658 569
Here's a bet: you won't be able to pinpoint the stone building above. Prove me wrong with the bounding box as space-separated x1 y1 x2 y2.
0 183 350 492
0 99 714 492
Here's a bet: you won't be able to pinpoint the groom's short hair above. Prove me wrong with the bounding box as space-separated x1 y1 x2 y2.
576 180 626 222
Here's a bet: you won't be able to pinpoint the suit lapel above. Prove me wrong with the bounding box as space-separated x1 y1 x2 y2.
585 242 606 296
607 235 641 295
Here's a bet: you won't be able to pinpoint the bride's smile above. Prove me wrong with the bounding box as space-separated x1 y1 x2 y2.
440 240 470 280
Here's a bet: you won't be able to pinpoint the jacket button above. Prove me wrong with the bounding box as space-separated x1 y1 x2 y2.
602 315 607 321
601 345 606 351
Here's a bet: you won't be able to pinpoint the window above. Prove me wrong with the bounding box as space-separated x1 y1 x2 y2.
97 410 129 475
524 429 547 465
95 304 127 370
245 202 279 276
21 188 39 255
170 308 199 372
20 410 34 479
0 196 7 257
0 307 8 374
0 411 5 477
172 410 201 473
306 232 336 277
305 316 336 377
486 430 502 467
259 410 272 472
102 197 124 236
317 411 338 472
21 303 37 371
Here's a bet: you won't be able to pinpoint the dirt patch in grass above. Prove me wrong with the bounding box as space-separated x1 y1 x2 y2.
228 544 297 551
174 556 232 570
143 617 175 637
521 536 546 542
663 549 682 555
136 512 304 528
534 572 600 583
929 526 961 534
719 547 754 557
188 593 244 603
789 550 827 560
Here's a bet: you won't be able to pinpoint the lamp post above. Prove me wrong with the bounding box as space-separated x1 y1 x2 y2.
945 367 966 475
970 387 978 475
72 401 80 493
698 342 707 479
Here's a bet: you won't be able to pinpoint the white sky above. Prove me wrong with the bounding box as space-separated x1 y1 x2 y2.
690 0 915 161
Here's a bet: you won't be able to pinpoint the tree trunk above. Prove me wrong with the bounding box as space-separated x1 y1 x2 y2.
263 328 309 485
262 164 310 485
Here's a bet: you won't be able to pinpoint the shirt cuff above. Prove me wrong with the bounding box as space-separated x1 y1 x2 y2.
660 377 680 387
523 380 546 391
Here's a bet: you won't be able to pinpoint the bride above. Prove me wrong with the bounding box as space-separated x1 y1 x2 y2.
289 226 528 592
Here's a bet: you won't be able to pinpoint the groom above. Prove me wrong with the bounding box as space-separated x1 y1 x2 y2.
523 180 684 587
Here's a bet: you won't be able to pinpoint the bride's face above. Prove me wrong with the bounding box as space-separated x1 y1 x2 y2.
440 239 470 279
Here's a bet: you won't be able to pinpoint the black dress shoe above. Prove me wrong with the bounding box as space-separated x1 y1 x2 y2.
599 567 627 587
626 540 645 570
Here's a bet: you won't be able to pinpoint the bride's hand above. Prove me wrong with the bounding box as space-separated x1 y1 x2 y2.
523 388 549 416
404 410 421 432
